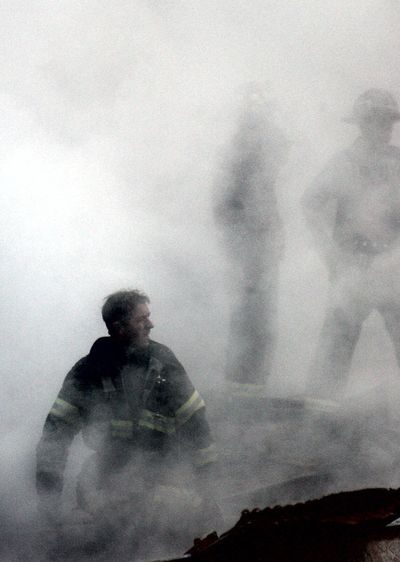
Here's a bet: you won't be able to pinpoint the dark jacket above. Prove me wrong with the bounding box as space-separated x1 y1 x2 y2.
36 337 216 495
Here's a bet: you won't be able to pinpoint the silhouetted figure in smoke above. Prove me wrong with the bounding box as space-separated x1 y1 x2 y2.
303 89 400 399
36 290 218 559
214 84 288 395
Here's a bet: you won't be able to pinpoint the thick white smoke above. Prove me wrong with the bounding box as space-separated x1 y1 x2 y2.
2 0 400 558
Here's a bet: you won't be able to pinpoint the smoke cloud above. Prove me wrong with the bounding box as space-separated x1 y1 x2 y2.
2 0 400 559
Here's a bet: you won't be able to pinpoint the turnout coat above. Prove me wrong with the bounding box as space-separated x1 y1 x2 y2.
36 337 217 496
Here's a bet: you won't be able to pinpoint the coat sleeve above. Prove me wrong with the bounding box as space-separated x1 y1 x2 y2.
163 350 218 470
36 356 90 495
301 152 349 264
302 156 342 223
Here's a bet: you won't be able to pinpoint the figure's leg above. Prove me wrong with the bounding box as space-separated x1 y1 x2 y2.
306 304 367 399
225 234 278 389
259 262 279 382
379 303 400 368
226 279 267 387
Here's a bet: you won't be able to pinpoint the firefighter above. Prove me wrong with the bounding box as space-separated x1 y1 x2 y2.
302 89 400 399
36 289 218 554
213 83 289 397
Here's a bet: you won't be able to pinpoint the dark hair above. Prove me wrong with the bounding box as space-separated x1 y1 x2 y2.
102 289 150 335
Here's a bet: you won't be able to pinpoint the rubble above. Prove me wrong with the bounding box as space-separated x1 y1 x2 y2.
152 488 400 562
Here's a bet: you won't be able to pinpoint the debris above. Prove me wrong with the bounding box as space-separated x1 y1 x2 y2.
151 488 400 562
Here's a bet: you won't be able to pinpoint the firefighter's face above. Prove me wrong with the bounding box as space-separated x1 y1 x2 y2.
121 303 154 348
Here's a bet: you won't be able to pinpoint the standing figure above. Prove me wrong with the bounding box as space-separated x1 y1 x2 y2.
302 89 400 399
214 85 288 396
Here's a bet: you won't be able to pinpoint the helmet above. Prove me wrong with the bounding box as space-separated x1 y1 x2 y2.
344 89 400 123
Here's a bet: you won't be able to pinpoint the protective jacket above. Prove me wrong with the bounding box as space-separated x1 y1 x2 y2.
302 137 400 259
213 104 286 238
36 337 217 496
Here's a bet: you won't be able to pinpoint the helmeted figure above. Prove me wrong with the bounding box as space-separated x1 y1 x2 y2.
302 89 400 399
36 290 218 557
214 84 288 395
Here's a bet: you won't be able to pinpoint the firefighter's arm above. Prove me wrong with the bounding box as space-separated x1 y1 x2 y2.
169 363 218 475
177 407 218 471
36 358 88 520
150 345 218 473
301 158 342 272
